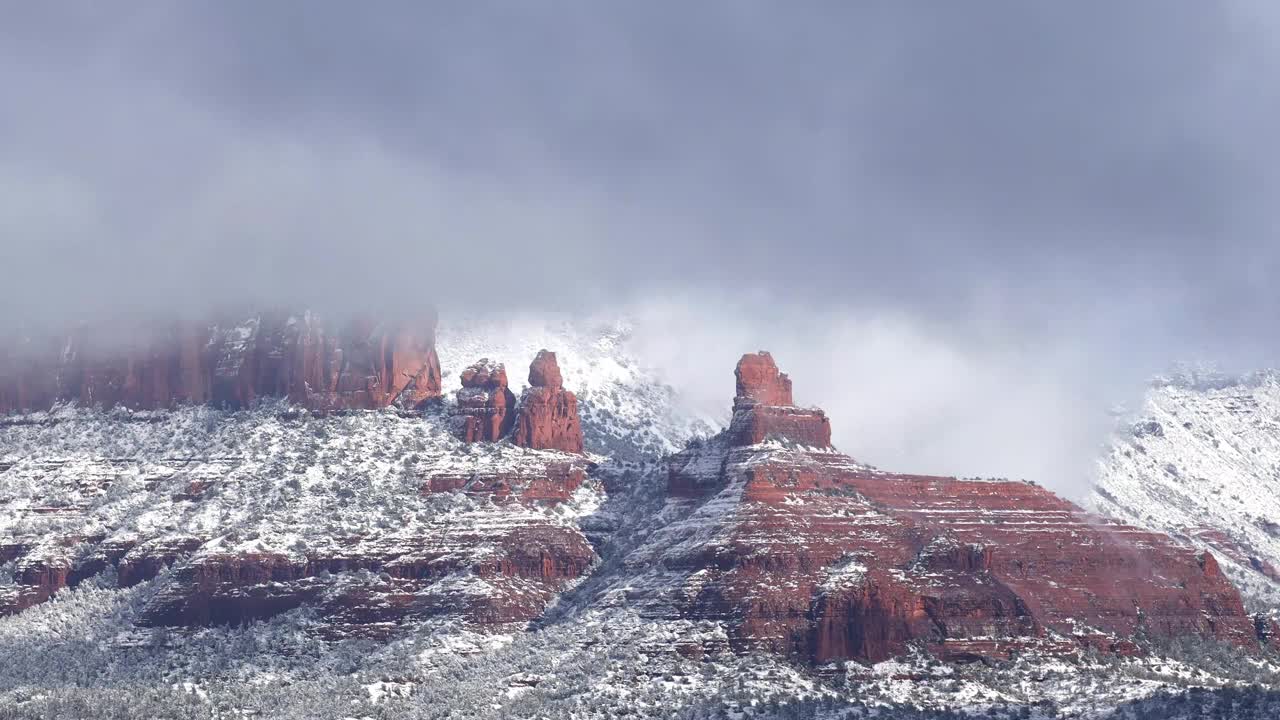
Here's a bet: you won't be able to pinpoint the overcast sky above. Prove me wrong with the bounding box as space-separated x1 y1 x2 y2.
4 2 1279 491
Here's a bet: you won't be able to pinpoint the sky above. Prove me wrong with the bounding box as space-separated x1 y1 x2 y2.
4 2 1280 493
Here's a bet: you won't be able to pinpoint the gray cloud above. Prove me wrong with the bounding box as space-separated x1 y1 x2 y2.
4 2 1280 490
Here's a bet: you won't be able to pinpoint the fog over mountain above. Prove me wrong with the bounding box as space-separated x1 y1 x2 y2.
4 2 1280 493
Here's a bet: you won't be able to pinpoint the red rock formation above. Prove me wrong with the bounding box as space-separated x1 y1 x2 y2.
115 537 205 587
735 351 794 408
644 352 1268 664
0 333 594 639
210 312 442 412
727 352 831 448
512 351 584 454
455 359 517 443
0 311 442 414
529 351 563 390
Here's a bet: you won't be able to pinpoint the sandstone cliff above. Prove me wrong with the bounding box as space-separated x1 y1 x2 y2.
0 311 443 414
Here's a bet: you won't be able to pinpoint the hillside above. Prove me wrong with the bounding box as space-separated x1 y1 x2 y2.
1089 369 1280 610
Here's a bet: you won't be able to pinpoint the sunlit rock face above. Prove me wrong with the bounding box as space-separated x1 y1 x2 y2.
0 310 443 414
733 351 794 408
630 352 1268 664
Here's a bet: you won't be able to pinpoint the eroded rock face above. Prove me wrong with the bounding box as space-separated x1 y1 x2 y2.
727 352 831 448
1184 526 1280 583
0 311 443 414
630 352 1268 664
455 359 517 443
512 351 584 454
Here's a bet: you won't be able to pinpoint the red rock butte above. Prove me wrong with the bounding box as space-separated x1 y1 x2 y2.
728 351 832 448
512 350 584 454
735 351 794 408
644 351 1273 664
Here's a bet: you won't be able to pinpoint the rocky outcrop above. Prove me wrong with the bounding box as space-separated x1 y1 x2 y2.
1184 526 1280 583
455 359 517 443
632 352 1268 664
727 352 831 448
0 311 442 414
528 350 563 390
512 351 583 453
734 351 794 408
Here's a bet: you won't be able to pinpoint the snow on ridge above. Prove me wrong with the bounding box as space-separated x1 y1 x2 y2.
1149 362 1279 393
1089 370 1280 609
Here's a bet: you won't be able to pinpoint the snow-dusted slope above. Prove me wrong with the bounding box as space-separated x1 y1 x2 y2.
0 403 607 629
1090 369 1280 609
0 402 600 551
